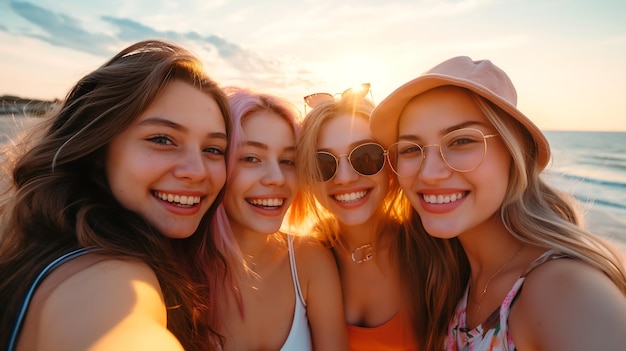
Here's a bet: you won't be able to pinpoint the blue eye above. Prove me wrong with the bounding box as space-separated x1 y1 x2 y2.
204 146 225 156
148 135 173 145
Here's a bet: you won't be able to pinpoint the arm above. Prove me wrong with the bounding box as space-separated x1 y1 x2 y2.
37 259 184 351
295 237 349 351
510 258 626 351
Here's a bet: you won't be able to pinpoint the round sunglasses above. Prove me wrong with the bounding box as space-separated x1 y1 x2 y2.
303 83 372 113
315 142 386 182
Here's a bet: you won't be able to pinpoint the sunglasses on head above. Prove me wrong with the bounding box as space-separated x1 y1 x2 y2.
315 142 386 182
303 83 372 113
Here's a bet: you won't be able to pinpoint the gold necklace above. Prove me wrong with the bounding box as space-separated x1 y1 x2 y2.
351 243 374 263
470 244 524 314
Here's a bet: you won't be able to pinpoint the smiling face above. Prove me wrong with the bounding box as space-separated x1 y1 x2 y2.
314 113 389 227
106 80 228 239
396 86 511 239
223 111 297 236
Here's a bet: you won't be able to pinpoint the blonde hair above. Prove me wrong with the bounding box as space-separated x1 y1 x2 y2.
295 96 453 347
295 96 410 247
471 91 626 292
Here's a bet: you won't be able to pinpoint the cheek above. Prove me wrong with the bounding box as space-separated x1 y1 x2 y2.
210 161 227 187
285 169 298 190
396 174 414 192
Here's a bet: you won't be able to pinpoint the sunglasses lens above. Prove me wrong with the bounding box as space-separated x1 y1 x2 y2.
304 93 334 109
315 152 337 181
350 143 385 175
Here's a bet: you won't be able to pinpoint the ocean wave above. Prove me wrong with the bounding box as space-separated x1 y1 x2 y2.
571 193 626 211
574 156 626 171
547 171 626 189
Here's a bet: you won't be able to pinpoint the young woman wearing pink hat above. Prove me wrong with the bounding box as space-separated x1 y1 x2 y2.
371 56 626 350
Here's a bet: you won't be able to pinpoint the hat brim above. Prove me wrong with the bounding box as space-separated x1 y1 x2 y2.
370 74 550 169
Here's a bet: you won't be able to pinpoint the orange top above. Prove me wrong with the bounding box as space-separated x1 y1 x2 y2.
347 312 418 351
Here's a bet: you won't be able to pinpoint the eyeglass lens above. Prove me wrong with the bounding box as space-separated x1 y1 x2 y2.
315 143 386 182
387 128 489 177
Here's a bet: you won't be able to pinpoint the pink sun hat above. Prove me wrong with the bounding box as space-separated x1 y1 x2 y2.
370 56 551 169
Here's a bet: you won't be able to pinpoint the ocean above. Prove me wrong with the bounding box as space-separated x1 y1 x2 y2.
1 115 625 252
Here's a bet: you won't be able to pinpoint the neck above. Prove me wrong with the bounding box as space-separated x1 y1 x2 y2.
458 220 514 268
338 221 379 249
233 228 279 259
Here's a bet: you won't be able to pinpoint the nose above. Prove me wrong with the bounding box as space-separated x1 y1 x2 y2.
419 145 452 183
261 160 286 186
173 149 208 181
333 155 358 184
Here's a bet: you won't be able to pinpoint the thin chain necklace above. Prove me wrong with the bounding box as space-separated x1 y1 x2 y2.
470 244 524 314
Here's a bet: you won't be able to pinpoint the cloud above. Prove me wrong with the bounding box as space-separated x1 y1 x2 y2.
8 1 291 77
10 1 118 56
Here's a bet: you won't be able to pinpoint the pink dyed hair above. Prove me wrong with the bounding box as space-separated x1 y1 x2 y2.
208 86 302 319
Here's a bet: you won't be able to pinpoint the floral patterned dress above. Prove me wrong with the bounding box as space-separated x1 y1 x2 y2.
445 250 565 351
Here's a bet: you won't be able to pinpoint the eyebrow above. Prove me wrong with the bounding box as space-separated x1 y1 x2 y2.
398 121 487 141
242 140 296 152
138 117 227 140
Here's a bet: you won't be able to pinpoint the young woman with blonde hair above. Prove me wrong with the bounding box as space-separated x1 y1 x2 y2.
297 91 461 350
371 56 626 350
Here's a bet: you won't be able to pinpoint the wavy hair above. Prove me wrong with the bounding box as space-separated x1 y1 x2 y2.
0 39 231 350
296 97 410 245
415 88 626 348
295 96 458 347
208 86 302 324
470 91 626 291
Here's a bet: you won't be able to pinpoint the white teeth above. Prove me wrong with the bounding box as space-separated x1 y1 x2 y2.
248 198 284 207
155 191 201 206
422 192 464 204
333 191 367 203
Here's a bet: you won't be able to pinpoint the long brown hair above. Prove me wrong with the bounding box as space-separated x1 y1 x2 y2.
0 39 231 350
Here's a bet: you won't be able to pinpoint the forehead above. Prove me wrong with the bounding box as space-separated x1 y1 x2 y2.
399 87 488 134
134 80 225 134
242 110 295 142
317 113 371 149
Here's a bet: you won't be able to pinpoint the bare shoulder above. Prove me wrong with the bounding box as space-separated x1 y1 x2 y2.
289 235 339 295
287 235 349 350
293 236 336 271
38 258 183 351
512 256 626 350
520 257 622 303
290 234 335 262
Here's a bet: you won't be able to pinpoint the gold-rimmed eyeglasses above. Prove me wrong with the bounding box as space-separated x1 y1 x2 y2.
303 83 373 113
386 128 499 177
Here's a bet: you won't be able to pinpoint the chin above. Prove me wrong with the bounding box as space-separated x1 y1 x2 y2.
420 219 462 240
160 225 198 240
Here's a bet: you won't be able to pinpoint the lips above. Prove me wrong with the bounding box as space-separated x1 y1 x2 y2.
154 191 201 206
422 192 465 204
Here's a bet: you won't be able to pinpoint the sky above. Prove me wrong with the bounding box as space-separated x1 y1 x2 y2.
1 0 625 131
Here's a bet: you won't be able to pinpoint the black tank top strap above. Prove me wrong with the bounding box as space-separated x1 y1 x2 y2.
8 246 101 351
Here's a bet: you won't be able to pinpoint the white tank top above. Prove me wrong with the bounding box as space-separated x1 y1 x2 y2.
280 235 312 350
